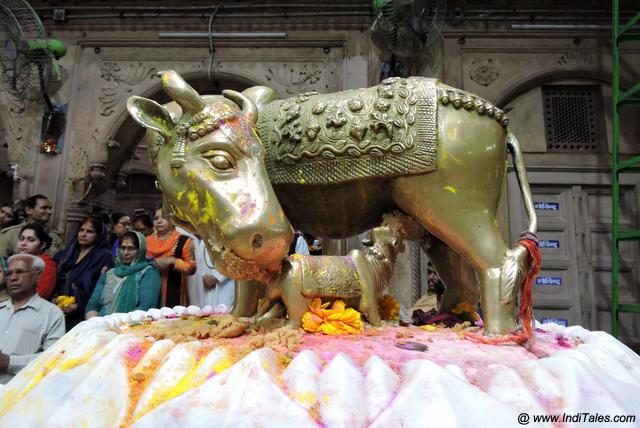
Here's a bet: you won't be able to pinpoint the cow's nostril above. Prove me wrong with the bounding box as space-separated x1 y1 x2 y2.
251 233 263 250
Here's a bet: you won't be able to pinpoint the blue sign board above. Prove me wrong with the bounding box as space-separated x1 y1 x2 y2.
540 240 560 249
536 277 562 286
541 317 569 327
534 202 559 211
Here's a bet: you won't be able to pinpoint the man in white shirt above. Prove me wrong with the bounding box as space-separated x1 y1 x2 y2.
0 254 65 384
176 228 235 309
290 231 311 255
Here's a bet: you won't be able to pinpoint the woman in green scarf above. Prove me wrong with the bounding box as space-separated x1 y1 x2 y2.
85 231 161 317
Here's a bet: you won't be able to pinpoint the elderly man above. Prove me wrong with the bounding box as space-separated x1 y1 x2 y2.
0 254 65 384
0 194 63 257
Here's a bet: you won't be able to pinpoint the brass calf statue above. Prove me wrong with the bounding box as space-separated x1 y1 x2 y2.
257 214 411 328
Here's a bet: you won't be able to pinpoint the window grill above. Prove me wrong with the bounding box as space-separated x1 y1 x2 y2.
542 85 604 153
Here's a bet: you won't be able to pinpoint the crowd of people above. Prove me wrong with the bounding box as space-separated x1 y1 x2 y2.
0 194 312 384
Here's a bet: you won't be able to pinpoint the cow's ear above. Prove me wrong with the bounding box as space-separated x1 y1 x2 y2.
127 96 174 140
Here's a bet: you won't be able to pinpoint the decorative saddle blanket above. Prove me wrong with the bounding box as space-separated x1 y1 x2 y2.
293 254 361 299
256 77 438 186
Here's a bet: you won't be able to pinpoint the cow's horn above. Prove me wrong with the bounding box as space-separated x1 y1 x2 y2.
222 89 258 124
155 70 206 114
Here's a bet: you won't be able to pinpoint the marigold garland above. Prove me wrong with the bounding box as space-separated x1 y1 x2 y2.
377 294 400 320
301 298 364 335
451 301 478 322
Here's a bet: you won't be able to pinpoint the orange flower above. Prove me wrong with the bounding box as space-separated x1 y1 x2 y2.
377 294 400 320
302 298 364 335
452 301 480 323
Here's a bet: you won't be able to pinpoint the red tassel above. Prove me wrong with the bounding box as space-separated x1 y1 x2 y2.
464 237 541 347
517 237 541 340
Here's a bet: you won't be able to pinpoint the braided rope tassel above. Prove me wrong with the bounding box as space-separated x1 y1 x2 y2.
516 235 541 340
465 233 541 347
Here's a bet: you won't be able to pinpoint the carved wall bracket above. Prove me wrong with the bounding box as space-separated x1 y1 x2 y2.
87 163 107 183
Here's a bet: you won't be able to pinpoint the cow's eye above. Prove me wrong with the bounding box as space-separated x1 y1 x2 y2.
211 155 232 170
202 150 235 172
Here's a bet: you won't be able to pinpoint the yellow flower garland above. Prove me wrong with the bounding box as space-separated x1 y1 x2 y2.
301 298 364 335
54 295 76 309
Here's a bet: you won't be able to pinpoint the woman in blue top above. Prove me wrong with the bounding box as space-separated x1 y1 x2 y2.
54 216 114 330
85 231 161 318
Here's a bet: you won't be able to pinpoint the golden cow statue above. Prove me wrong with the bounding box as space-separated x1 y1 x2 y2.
127 70 537 336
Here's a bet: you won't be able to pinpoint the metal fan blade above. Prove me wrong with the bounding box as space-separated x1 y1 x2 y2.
0 0 62 100
371 0 446 56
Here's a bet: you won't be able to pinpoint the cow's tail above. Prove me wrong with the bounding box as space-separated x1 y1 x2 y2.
498 133 541 340
506 132 537 234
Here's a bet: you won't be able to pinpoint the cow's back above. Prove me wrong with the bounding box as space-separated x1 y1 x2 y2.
257 76 511 238
256 77 439 187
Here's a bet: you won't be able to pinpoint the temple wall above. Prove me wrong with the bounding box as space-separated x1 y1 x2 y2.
4 25 638 221
0 8 638 341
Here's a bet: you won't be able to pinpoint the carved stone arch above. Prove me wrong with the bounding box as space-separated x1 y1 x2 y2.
494 69 633 108
184 69 271 95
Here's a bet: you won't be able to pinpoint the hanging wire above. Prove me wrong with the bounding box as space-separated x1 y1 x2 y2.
207 5 221 87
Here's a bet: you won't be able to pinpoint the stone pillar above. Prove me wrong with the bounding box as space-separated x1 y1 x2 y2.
388 241 422 309
63 202 92 244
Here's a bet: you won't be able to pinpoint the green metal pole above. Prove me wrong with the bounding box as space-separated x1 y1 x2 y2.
611 0 620 338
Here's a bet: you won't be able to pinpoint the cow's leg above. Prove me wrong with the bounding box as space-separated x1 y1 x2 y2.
276 262 311 329
349 249 382 326
280 282 309 329
232 280 266 317
398 194 514 334
391 105 525 334
256 302 286 325
420 234 480 313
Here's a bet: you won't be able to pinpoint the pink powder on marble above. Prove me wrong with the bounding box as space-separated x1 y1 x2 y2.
554 334 573 348
296 325 578 385
171 407 185 419
126 346 146 363
124 320 584 423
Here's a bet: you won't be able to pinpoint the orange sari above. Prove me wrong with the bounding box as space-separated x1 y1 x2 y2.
146 229 196 306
